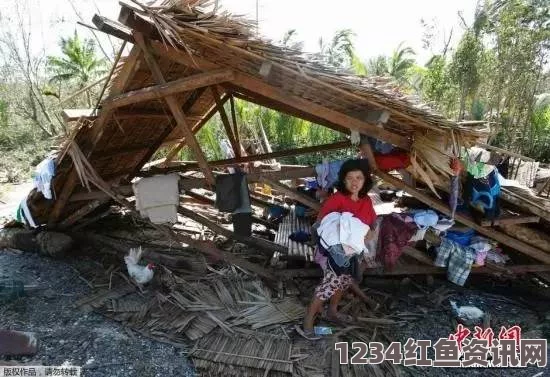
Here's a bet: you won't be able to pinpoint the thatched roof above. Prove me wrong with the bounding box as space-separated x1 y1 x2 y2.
28 0 493 225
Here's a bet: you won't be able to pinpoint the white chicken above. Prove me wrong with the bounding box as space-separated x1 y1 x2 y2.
450 300 484 325
124 246 155 285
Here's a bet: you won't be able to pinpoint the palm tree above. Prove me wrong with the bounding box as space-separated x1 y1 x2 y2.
47 31 107 106
366 55 389 76
318 29 366 73
280 29 304 51
387 42 416 83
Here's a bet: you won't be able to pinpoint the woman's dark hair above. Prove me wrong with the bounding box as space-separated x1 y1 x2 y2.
335 159 374 198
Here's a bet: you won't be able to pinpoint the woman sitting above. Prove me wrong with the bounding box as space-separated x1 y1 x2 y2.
299 159 377 340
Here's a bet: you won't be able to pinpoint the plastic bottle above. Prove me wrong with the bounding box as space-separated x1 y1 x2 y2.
313 326 333 336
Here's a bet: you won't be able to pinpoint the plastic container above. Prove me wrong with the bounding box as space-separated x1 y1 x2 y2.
314 326 333 336
0 279 25 303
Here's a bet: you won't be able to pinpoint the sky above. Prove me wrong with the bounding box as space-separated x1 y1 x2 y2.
0 0 478 65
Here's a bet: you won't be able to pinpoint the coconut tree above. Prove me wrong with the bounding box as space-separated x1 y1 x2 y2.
47 31 107 106
387 42 416 84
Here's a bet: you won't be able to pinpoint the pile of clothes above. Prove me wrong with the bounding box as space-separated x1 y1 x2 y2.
434 230 507 286
376 210 455 270
314 211 372 280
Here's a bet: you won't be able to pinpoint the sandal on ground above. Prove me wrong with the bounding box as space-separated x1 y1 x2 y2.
294 325 321 341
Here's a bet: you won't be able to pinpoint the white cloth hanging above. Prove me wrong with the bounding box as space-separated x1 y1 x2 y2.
132 174 179 224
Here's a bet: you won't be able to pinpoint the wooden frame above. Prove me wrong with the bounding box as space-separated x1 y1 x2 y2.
101 69 234 110
133 32 215 185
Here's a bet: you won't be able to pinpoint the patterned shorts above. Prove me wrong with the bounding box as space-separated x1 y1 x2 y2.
314 269 353 301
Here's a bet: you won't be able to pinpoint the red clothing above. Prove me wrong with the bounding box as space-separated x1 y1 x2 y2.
374 152 410 171
317 192 376 226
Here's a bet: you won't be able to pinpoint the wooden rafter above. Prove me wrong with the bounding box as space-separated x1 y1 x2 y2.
137 41 410 149
126 87 209 180
133 32 215 185
102 69 234 110
211 85 240 158
161 94 228 167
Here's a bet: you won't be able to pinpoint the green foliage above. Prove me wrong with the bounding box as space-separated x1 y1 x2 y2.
387 43 417 84
449 30 484 119
47 31 107 106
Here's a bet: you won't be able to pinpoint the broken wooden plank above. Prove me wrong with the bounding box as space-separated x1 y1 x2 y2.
58 199 109 229
48 46 142 225
498 224 550 253
177 205 287 256
102 69 234 110
479 214 540 227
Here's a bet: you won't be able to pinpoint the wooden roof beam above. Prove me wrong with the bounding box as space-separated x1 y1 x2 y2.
231 72 411 150
141 140 351 177
138 40 411 150
229 88 350 136
101 69 234 110
133 32 215 185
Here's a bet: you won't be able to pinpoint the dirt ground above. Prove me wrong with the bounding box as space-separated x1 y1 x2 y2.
0 249 194 377
1 244 549 377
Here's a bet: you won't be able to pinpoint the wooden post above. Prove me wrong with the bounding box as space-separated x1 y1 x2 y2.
133 32 215 185
211 86 240 158
358 139 378 172
229 95 244 157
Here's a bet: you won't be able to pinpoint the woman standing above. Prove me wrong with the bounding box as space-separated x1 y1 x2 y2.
300 159 377 339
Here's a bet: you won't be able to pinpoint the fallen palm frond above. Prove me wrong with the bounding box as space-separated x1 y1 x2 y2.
190 329 293 376
231 298 304 329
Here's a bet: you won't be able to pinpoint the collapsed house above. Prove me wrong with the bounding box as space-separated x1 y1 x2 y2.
10 0 550 375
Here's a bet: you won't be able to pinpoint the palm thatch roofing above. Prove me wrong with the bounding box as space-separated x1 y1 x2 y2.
29 0 491 224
